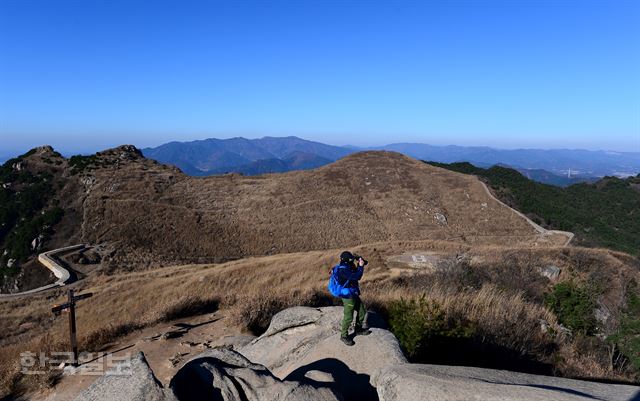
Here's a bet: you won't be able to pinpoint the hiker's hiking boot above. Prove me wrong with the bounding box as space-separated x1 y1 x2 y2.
354 326 372 336
340 335 355 346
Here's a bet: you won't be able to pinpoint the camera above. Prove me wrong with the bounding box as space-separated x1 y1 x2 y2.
353 254 368 266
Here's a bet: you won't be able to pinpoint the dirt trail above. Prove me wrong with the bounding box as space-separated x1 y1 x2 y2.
478 181 574 246
33 310 245 401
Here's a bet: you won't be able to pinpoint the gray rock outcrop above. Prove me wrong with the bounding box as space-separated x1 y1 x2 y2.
434 212 448 225
169 348 340 401
540 264 561 280
71 306 640 401
373 363 640 401
239 306 406 401
31 234 44 251
73 352 177 401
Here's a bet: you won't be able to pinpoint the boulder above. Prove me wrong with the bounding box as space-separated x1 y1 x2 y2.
434 212 448 225
372 363 640 401
540 265 561 280
81 175 97 190
73 352 176 401
595 299 612 326
36 145 55 154
31 235 43 251
169 348 340 401
239 306 406 401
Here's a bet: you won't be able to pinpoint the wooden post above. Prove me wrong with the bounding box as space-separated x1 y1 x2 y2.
52 289 93 367
68 289 78 366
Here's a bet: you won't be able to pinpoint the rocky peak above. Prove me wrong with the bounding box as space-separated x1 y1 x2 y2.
34 145 56 155
27 145 63 161
11 146 64 170
96 145 143 161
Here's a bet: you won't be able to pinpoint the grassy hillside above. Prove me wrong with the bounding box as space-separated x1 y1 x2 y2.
76 150 547 271
426 161 640 256
3 148 553 292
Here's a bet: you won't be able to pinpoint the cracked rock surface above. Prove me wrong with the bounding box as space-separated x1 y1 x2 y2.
169 348 340 401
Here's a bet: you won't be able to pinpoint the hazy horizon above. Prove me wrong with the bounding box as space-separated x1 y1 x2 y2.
2 134 640 164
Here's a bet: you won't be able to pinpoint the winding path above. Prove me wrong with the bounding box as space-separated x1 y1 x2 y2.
478 181 574 246
0 244 84 298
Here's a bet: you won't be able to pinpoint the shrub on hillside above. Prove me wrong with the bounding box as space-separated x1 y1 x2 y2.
68 154 100 174
4 207 64 263
388 296 444 357
388 295 474 358
609 284 640 373
544 281 599 335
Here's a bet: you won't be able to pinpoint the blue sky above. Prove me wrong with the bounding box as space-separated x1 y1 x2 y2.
1 0 639 157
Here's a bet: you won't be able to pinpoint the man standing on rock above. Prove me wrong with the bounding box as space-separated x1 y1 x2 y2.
330 251 372 346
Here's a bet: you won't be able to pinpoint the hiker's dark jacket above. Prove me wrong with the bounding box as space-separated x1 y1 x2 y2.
335 262 364 298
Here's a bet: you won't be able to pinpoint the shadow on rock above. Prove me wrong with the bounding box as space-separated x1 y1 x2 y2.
286 358 378 401
170 348 340 401
170 357 234 401
364 311 388 330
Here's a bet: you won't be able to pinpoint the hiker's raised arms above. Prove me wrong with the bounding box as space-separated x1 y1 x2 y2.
336 264 363 282
349 264 364 281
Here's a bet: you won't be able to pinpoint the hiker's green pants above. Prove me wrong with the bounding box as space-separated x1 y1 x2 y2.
341 296 366 337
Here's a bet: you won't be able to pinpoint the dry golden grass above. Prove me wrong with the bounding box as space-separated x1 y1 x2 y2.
77 151 552 270
366 281 559 351
1 240 638 397
0 333 67 397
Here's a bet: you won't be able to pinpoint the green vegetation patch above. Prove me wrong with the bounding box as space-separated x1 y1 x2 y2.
388 295 475 358
544 281 600 335
68 154 101 174
608 283 640 371
0 177 53 242
3 207 64 263
427 162 640 255
0 150 65 279
0 153 40 185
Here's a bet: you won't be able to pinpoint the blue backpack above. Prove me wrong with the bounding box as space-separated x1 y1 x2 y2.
328 265 351 298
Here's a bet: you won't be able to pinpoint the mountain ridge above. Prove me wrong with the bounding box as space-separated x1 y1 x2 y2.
1 145 554 288
141 136 352 176
140 136 640 181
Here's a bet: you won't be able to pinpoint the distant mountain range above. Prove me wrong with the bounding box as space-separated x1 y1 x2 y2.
141 136 640 186
378 143 640 179
141 136 350 176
